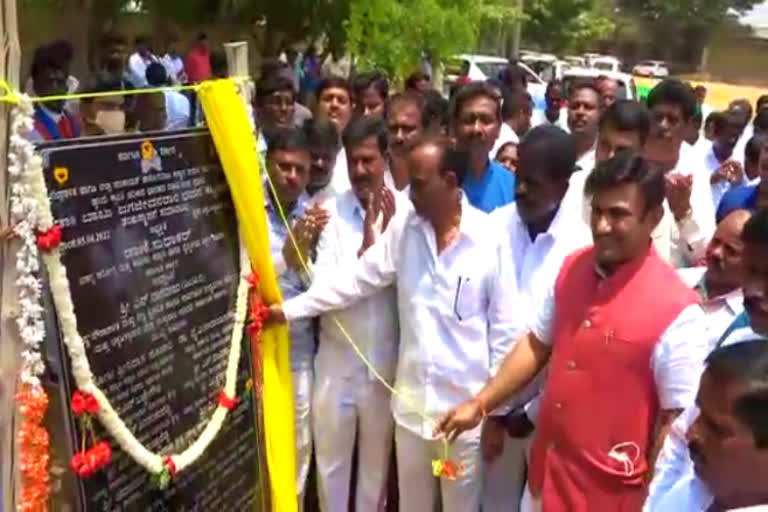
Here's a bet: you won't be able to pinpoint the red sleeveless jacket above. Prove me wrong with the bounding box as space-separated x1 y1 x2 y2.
529 246 699 511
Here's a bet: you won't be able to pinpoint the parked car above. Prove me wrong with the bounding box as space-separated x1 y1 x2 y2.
632 60 670 78
564 55 587 69
561 68 637 101
590 56 622 74
521 52 568 82
444 54 547 107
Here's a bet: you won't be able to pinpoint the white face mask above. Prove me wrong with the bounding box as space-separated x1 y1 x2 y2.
95 110 126 134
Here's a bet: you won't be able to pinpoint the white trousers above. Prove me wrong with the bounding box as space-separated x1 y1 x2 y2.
481 435 530 512
521 483 542 512
395 423 484 512
312 372 393 512
292 366 313 511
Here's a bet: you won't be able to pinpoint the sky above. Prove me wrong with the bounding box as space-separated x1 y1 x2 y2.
741 1 768 26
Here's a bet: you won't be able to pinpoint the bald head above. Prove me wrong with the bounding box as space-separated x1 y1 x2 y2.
705 209 753 294
721 209 753 234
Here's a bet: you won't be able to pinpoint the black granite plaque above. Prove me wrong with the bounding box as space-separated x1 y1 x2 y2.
38 130 267 511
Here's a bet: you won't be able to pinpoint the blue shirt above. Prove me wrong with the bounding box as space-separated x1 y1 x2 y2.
265 189 316 369
716 183 758 222
462 160 516 213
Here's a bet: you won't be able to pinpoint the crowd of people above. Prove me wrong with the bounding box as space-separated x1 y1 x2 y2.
23 34 768 511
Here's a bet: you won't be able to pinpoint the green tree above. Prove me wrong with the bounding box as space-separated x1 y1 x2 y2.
522 0 616 53
345 0 483 79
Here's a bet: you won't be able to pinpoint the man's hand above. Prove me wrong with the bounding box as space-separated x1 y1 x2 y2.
664 173 693 221
359 190 379 258
265 304 287 324
434 399 484 443
381 186 396 232
481 417 505 463
711 160 743 186
283 205 331 270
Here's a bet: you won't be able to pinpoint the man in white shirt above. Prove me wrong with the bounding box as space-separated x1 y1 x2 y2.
437 152 709 511
563 93 633 226
678 210 752 349
126 35 158 88
269 136 523 512
315 76 354 198
302 118 340 203
703 109 747 209
145 62 190 130
311 116 404 512
647 340 768 512
387 92 425 191
533 80 568 130
645 79 716 267
646 208 768 512
482 125 591 512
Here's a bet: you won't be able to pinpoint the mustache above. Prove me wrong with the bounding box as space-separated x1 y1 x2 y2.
351 175 373 186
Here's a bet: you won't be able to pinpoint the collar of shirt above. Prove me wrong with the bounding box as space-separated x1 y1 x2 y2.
576 146 597 173
263 181 308 221
38 104 63 123
694 275 743 313
406 192 485 245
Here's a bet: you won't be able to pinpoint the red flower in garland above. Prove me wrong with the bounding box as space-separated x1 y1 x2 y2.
69 442 112 478
245 272 260 288
71 391 99 416
71 392 87 416
217 391 237 410
36 225 62 250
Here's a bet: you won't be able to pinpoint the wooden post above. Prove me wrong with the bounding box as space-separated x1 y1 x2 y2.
0 0 22 509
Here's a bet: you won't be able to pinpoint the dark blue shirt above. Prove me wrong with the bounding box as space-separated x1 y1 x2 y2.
716 183 759 222
461 160 516 213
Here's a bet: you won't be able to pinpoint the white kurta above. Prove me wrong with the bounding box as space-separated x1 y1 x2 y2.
311 189 407 512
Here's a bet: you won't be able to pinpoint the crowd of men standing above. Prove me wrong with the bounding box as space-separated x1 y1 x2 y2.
22 35 768 511
256 60 768 512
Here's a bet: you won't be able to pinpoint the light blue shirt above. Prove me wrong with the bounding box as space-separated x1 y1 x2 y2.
461 159 516 214
265 189 315 369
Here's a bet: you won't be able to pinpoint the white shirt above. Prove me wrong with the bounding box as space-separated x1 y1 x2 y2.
312 189 408 384
653 142 717 268
561 147 597 229
328 147 352 198
126 52 158 88
283 195 523 439
532 108 569 131
532 268 709 412
160 54 185 84
164 90 191 130
645 323 768 512
490 123 519 160
701 140 746 209
491 202 591 413
677 266 744 351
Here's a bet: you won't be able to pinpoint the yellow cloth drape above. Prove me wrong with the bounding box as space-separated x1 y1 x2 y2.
199 79 297 512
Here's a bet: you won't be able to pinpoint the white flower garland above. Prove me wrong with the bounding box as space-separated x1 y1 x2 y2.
8 96 46 387
15 96 251 476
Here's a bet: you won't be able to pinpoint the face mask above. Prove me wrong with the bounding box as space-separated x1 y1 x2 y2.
95 110 126 134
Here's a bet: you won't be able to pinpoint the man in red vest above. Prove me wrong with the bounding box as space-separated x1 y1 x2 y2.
436 151 709 511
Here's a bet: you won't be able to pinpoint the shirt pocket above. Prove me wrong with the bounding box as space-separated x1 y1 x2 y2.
452 275 485 321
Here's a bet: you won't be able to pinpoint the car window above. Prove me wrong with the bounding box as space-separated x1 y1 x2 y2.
638 61 655 67
476 62 508 80
446 58 469 77
594 62 613 71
